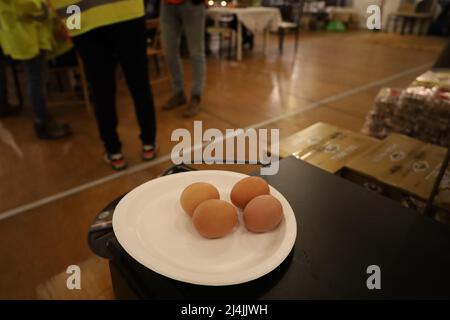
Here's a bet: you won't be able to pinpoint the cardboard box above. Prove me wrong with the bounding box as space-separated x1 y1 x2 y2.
278 124 449 214
278 122 378 173
412 70 450 90
278 122 341 158
436 168 450 211
342 133 449 210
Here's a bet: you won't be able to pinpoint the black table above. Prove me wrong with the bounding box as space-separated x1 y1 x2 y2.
90 157 450 299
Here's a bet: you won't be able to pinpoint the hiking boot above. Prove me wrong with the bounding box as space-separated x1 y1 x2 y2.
162 92 187 111
182 95 201 118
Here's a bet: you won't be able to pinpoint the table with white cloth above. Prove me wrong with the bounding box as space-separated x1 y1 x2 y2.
207 7 282 61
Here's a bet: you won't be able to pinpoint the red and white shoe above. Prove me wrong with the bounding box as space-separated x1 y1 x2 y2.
103 152 127 171
142 144 158 161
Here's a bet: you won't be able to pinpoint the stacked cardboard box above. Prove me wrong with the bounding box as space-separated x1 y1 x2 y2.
341 134 449 213
412 70 450 90
278 122 378 173
278 123 450 217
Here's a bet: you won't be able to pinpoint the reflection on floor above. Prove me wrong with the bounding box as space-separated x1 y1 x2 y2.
0 32 446 299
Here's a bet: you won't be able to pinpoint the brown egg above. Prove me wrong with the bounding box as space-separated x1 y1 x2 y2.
180 182 220 216
230 176 270 209
243 195 283 233
192 199 238 239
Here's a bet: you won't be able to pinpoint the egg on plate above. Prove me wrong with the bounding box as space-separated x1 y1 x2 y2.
243 194 283 233
192 199 238 239
180 182 220 216
230 176 270 209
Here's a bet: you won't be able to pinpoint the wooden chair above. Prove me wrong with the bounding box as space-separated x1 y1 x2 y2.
207 26 234 59
49 53 93 116
207 14 235 60
386 0 438 35
146 18 166 78
273 0 306 54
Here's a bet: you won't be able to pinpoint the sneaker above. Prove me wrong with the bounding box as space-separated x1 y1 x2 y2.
182 95 201 118
103 152 127 171
142 144 158 161
34 118 72 140
162 92 187 111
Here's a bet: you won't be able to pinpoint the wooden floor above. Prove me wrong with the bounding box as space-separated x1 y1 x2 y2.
0 32 446 299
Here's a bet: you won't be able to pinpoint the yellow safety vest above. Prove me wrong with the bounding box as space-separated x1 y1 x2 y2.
0 0 71 60
52 0 145 37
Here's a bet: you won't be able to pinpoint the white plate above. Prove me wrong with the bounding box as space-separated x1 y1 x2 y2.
113 170 297 286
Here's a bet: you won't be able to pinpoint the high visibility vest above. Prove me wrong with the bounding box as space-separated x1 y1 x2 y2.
0 0 72 60
52 0 145 37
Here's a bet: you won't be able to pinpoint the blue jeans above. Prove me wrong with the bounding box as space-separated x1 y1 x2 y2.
161 1 205 97
23 51 51 122
0 49 8 108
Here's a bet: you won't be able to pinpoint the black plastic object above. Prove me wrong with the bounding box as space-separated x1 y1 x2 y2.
92 157 450 299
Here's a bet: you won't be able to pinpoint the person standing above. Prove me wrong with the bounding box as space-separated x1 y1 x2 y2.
0 49 22 117
160 0 206 118
53 0 158 170
0 0 72 138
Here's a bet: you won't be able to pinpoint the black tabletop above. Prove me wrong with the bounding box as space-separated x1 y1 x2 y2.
106 157 450 299
258 157 450 299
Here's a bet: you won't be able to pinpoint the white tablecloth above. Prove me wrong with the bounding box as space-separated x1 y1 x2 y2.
207 7 282 33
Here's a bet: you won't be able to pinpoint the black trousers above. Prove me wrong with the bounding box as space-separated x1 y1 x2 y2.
74 17 156 154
